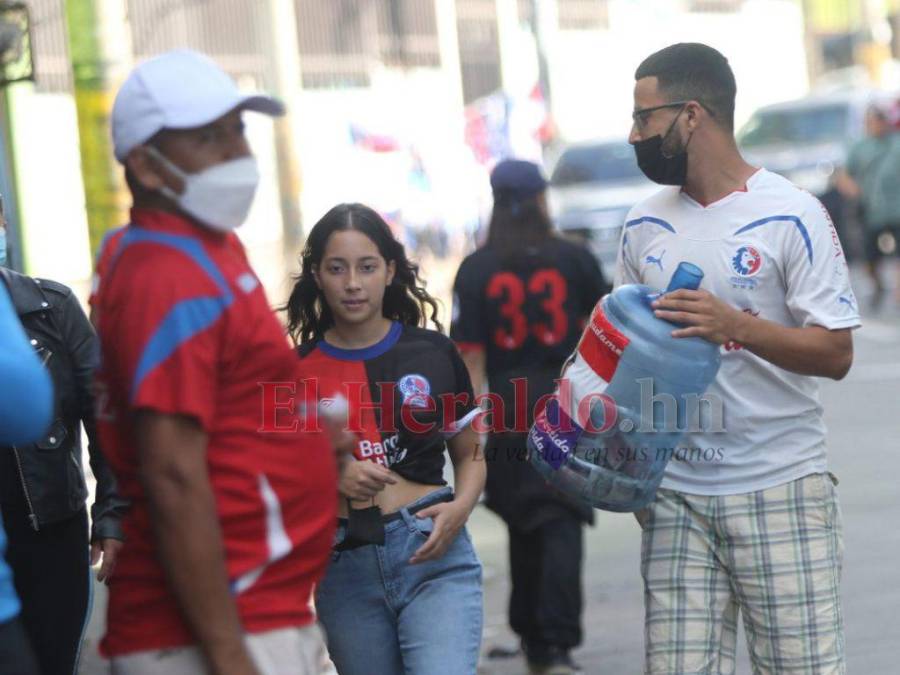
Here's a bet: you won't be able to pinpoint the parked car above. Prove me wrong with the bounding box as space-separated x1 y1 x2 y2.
737 89 873 259
547 138 658 272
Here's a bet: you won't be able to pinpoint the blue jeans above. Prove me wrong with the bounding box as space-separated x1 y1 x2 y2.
315 487 483 675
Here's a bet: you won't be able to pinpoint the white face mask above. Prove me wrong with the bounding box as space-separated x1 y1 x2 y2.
146 146 260 232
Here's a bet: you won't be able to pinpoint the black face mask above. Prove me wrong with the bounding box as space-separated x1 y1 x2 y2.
334 500 385 551
633 107 691 186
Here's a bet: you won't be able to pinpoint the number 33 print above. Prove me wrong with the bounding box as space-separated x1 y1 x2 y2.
486 269 568 349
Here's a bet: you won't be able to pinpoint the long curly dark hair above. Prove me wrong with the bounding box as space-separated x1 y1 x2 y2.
284 203 442 345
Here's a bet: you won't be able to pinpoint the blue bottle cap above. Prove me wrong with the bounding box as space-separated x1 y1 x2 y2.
666 262 704 293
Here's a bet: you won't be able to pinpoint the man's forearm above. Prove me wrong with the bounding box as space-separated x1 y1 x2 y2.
732 315 852 380
145 473 253 674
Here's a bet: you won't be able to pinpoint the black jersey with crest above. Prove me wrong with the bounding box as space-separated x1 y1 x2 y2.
298 323 478 486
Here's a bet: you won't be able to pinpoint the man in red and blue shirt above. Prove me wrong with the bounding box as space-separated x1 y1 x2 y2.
95 50 336 675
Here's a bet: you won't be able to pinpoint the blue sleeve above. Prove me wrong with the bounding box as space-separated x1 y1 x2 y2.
0 517 18 622
0 284 53 445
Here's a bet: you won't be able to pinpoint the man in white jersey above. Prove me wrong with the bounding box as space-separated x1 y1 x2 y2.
617 43 858 674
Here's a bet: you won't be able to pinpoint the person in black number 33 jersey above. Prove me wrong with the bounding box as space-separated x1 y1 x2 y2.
451 159 610 675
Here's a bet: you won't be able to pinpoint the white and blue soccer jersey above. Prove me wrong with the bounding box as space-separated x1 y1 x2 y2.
614 169 860 495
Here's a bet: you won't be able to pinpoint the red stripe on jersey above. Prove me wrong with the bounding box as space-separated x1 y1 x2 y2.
298 351 389 467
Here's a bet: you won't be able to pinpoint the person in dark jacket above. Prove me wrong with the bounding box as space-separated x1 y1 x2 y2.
0 202 127 674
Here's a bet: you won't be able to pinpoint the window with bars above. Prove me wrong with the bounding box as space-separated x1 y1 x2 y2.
294 0 369 88
295 0 440 90
27 0 71 93
456 0 502 103
127 0 270 89
374 0 440 68
518 0 609 31
688 0 744 13
25 0 275 94
557 0 609 30
21 0 448 96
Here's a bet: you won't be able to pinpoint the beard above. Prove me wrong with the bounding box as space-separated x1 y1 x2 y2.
661 126 688 159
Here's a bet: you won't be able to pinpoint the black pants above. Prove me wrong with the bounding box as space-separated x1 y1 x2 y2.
0 617 40 675
1 504 91 675
508 514 584 653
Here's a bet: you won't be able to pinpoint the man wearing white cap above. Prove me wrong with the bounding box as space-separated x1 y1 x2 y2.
94 50 337 675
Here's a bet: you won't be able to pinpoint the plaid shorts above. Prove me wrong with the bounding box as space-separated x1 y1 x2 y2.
636 473 844 675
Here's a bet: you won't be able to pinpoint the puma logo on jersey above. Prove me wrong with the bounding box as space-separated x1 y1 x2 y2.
645 250 666 272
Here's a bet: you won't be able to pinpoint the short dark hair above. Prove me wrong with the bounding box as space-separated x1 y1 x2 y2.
635 43 736 130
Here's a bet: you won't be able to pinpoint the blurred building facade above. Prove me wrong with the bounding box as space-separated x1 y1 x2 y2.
0 0 894 299
803 0 900 85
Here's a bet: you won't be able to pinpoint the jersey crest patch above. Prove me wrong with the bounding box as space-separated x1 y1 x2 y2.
398 373 431 408
731 246 763 277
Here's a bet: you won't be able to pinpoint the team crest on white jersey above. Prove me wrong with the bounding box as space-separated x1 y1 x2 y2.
729 245 763 290
731 246 763 276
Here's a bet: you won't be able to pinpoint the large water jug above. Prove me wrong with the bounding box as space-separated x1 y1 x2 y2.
527 262 721 512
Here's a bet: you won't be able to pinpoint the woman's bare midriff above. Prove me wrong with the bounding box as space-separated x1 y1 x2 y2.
338 470 441 517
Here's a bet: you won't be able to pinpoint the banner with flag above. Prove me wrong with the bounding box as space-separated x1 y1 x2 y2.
463 83 554 168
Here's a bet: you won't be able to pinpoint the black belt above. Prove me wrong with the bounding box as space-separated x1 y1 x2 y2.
340 491 454 525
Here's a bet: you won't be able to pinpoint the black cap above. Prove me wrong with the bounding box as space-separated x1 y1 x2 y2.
490 159 547 206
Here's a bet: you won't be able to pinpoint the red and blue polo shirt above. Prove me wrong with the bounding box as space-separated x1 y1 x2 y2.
94 209 336 656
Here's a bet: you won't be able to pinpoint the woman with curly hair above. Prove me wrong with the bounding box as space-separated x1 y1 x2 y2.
285 203 485 675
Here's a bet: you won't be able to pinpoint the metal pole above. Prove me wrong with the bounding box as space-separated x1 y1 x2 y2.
529 0 552 108
436 0 464 113
858 0 891 85
64 0 131 258
0 86 23 271
800 0 823 86
263 0 305 248
495 0 519 92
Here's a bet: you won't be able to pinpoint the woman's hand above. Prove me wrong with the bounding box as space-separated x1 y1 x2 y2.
409 500 471 564
339 460 397 501
408 425 484 564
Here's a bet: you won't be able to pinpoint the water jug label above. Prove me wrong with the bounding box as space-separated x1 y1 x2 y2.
530 397 583 470
578 305 630 383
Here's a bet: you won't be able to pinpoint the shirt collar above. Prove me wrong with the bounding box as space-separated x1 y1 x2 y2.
317 321 403 361
129 208 228 244
679 168 763 209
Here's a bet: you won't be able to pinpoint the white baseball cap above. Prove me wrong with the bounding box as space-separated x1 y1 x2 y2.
111 49 284 162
